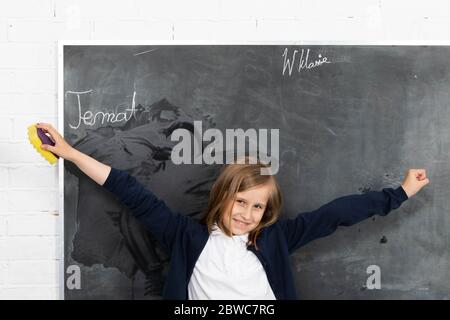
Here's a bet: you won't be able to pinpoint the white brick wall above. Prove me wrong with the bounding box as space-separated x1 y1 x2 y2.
92 20 172 40
8 20 92 42
55 0 139 20
0 21 7 41
0 168 7 188
0 71 15 93
9 166 58 188
0 118 13 140
0 94 57 116
0 1 53 19
0 192 7 214
0 0 449 300
8 190 58 212
0 44 55 68
0 216 6 236
6 215 58 236
173 20 257 41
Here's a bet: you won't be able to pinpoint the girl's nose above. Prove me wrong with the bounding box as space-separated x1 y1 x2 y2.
240 206 252 220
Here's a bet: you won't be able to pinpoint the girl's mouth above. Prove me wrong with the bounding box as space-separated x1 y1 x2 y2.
233 218 250 227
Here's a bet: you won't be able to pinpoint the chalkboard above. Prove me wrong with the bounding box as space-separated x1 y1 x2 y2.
62 45 449 299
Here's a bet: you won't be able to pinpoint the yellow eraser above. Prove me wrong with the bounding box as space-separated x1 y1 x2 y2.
27 124 58 165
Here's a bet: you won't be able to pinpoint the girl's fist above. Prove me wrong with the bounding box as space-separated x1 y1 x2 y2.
401 169 430 198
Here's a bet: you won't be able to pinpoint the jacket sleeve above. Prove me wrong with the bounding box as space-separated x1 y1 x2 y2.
102 167 190 254
278 186 409 254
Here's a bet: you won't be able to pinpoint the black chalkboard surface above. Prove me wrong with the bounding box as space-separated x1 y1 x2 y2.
63 45 448 299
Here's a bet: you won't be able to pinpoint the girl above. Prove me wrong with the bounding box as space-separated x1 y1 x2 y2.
36 123 429 300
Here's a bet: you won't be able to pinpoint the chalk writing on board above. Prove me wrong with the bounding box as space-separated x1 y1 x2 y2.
67 90 137 129
282 48 331 76
133 48 157 56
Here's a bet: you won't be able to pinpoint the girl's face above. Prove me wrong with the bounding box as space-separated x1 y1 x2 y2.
221 183 271 235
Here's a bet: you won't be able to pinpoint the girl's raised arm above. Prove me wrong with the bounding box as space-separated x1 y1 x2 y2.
279 169 429 254
36 123 193 254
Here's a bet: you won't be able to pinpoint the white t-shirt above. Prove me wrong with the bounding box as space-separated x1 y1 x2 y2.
187 223 276 300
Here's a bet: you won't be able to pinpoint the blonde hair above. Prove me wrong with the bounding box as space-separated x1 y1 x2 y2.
200 156 282 250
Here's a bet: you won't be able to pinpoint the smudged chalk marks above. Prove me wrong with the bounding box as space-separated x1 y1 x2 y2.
282 48 331 76
325 127 337 136
358 185 372 193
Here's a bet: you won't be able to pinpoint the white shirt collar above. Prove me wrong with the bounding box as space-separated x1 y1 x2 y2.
212 222 249 244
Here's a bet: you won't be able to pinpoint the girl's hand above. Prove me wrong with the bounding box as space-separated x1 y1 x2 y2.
36 123 76 161
401 169 430 198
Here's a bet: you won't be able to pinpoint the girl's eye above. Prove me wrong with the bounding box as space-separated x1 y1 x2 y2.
236 199 245 205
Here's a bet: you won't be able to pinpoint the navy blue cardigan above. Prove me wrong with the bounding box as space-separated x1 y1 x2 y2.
103 167 409 300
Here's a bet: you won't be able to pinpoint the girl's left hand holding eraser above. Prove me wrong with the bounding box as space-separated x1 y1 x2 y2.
27 123 59 165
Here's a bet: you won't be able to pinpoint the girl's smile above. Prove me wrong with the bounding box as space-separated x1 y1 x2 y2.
232 217 251 228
